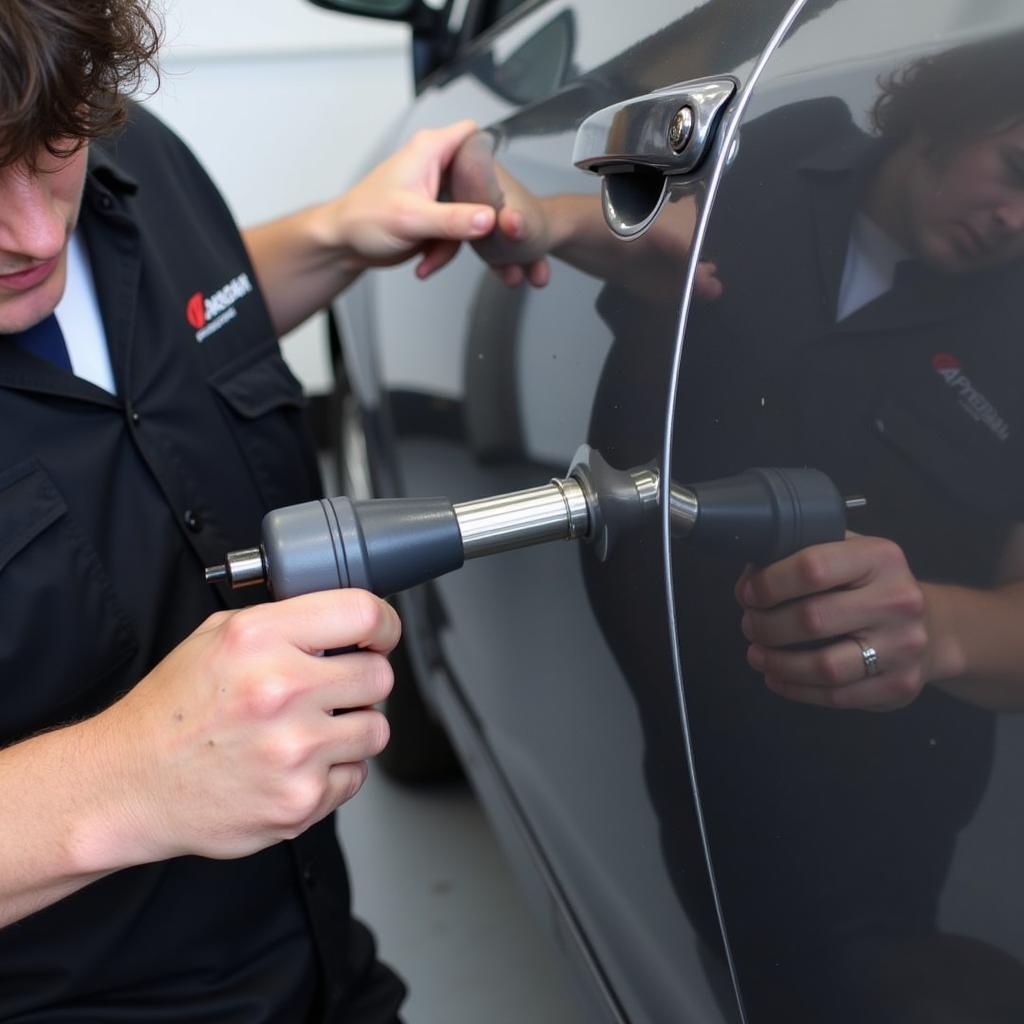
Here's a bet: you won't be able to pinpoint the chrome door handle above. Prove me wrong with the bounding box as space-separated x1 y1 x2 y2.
572 77 736 237
573 77 736 175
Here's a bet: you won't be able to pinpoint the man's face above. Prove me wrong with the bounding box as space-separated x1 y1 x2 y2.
0 144 89 334
905 120 1024 276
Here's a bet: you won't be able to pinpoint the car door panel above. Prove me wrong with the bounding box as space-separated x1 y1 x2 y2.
337 2 801 1020
668 2 1024 1019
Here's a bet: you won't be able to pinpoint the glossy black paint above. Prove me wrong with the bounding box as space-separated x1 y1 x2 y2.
669 7 1024 1020
327 0 1024 1019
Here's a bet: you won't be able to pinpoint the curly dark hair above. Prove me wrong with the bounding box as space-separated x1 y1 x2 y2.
871 30 1024 144
0 0 162 169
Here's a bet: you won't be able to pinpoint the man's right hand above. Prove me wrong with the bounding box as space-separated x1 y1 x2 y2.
77 589 398 870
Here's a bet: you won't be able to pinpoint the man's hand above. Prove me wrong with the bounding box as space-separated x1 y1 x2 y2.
441 130 552 287
332 120 498 278
243 120 499 335
736 534 930 710
78 589 399 869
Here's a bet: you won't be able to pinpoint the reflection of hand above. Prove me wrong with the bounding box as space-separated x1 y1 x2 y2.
694 259 724 302
84 590 399 868
444 129 728 298
332 120 498 278
444 131 552 287
735 534 930 710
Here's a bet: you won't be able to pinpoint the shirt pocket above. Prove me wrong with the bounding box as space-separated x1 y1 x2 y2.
0 458 138 744
209 348 322 512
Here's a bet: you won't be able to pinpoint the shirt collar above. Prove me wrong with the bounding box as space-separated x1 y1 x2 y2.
87 140 139 197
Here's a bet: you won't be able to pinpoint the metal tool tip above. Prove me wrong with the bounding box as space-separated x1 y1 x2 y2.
844 496 868 511
205 564 228 583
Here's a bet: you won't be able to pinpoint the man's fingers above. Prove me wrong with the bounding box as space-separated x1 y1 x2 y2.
497 206 525 240
415 238 459 278
740 535 908 609
740 540 865 608
230 589 401 656
321 708 391 764
747 638 874 689
742 585 887 646
298 761 372 831
762 675 906 711
418 119 480 171
695 261 724 301
447 200 495 239
748 630 927 709
401 196 495 243
526 258 550 287
312 651 395 712
322 760 371 814
500 264 524 287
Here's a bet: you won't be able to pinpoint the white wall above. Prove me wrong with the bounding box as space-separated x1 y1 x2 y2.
142 0 414 393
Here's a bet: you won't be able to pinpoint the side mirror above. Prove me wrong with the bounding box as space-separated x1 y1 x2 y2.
306 0 453 82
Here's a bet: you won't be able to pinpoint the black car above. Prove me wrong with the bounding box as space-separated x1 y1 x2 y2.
310 0 1024 1019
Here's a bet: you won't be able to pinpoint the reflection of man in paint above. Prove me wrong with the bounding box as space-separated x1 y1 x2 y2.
464 31 1024 714
460 30 1024 1022
657 36 1024 1022
724 36 1024 715
654 36 1024 1023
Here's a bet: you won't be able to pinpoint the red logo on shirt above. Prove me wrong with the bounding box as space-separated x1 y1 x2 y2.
932 351 1009 441
186 292 206 330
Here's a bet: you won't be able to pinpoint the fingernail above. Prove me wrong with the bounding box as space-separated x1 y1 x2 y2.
471 210 491 230
747 645 765 671
740 581 754 605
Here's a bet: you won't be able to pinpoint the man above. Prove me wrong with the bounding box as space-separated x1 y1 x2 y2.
0 1 508 1020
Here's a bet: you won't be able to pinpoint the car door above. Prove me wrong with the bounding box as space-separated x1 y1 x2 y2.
334 2 815 1021
666 1 1024 1019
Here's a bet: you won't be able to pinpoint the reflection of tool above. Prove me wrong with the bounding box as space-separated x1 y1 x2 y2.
205 447 865 599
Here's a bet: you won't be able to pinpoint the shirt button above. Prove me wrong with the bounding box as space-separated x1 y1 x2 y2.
130 409 141 425
99 194 113 211
183 509 202 533
302 863 316 888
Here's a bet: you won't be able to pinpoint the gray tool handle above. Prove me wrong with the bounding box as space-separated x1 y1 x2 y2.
262 495 464 600
688 467 849 564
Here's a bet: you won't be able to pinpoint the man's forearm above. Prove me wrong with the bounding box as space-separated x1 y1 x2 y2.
0 714 139 928
243 121 500 340
925 580 1024 710
242 201 363 339
540 192 704 301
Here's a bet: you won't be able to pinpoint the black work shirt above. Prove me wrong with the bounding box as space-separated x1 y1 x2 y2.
0 106 403 1023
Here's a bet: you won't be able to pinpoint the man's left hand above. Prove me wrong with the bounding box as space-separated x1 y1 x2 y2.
736 534 931 710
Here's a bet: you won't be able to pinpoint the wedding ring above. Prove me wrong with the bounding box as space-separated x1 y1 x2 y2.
853 637 880 679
